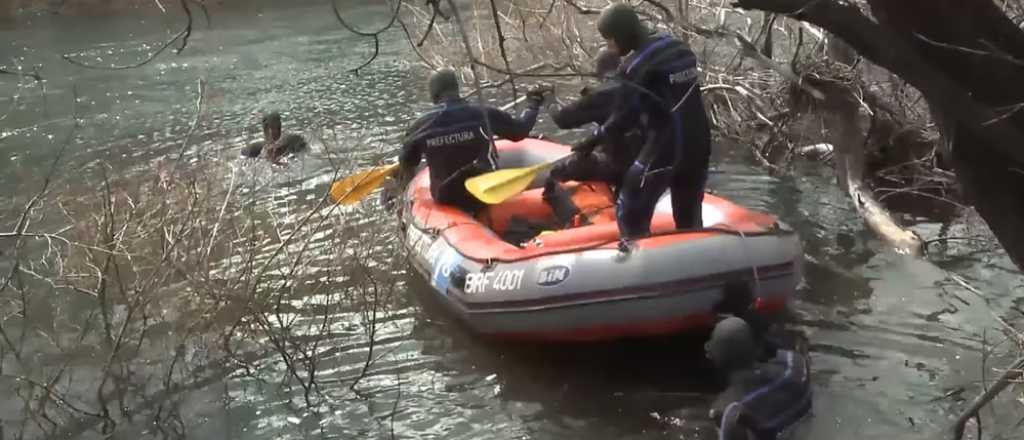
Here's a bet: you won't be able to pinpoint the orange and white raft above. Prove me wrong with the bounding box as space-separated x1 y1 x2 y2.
398 138 803 342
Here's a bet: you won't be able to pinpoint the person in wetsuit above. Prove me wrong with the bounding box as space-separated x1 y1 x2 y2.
573 3 712 240
398 69 549 214
241 112 308 164
548 47 643 189
706 317 812 440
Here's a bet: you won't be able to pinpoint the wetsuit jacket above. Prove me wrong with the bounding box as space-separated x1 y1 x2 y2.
551 80 643 168
577 34 710 175
400 97 540 206
711 350 812 440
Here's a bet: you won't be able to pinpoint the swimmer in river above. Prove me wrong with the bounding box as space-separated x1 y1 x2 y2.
241 112 308 165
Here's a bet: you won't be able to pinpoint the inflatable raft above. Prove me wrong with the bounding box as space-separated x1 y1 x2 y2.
398 138 802 342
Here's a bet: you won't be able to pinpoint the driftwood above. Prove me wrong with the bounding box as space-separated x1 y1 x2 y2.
810 76 924 255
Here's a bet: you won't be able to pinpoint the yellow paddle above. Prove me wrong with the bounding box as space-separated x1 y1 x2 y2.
464 159 563 205
330 162 400 205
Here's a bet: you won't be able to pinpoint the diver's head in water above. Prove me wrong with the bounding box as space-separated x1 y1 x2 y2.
428 69 460 104
262 112 282 142
597 3 646 55
706 317 758 371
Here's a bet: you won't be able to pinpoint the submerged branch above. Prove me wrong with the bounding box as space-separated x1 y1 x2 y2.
0 68 43 82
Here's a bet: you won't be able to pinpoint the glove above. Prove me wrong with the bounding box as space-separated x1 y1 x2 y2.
571 134 599 156
525 84 553 107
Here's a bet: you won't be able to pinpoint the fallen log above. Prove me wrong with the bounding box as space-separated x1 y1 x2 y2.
840 153 924 255
812 76 924 255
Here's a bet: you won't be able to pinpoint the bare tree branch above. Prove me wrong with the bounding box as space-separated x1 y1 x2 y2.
62 0 196 70
397 16 438 67
641 0 676 21
417 0 448 46
563 0 601 15
331 0 404 74
173 78 207 165
488 0 519 104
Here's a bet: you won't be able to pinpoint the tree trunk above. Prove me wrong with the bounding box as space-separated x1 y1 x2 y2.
734 0 1024 269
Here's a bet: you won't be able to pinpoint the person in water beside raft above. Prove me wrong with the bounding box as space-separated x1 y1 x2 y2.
572 3 713 240
397 69 550 214
705 317 812 440
240 112 309 165
547 47 644 191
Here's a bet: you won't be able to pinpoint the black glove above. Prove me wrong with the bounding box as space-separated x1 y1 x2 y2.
571 134 599 156
525 84 553 107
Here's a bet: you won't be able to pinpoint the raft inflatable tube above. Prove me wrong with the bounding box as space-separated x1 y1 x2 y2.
399 138 803 342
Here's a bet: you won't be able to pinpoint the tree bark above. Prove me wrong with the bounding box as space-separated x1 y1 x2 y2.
733 0 1024 269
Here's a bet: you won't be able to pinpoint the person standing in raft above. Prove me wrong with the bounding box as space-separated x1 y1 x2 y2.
397 69 550 214
705 317 812 440
572 3 712 240
547 47 644 190
241 112 309 165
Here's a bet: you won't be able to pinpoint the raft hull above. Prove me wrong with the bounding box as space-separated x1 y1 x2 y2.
399 138 802 343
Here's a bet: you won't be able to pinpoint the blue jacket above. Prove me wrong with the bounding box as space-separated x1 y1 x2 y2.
577 34 711 173
712 350 813 440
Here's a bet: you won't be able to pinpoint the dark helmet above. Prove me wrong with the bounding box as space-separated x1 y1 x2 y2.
705 317 758 370
428 68 460 103
262 112 282 140
594 47 622 79
262 112 282 129
597 3 646 53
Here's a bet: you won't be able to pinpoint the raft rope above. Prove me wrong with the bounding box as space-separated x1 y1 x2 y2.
736 228 763 298
405 218 792 264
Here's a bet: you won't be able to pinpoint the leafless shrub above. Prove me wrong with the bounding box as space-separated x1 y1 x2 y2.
0 111 408 438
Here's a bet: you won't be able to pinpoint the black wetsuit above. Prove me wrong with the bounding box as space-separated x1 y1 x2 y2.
711 350 812 440
576 34 711 238
240 134 308 161
550 80 643 189
399 97 540 214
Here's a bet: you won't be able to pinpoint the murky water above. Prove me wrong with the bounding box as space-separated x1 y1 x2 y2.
2 3 1023 440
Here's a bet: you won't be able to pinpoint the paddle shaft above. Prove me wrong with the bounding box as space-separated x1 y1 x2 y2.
499 94 529 111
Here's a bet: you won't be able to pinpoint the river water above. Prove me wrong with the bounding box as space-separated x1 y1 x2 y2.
2 2 1023 440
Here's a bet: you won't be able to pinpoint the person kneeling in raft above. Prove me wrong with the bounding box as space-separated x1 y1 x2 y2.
396 69 551 215
706 317 812 440
241 112 309 165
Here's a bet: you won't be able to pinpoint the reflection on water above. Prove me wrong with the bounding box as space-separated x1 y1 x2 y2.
2 3 1023 440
